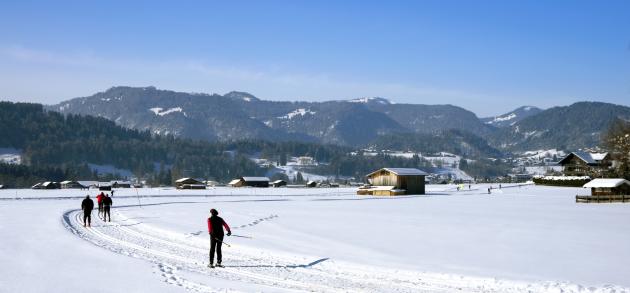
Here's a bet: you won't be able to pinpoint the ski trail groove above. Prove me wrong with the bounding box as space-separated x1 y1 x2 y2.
62 208 627 293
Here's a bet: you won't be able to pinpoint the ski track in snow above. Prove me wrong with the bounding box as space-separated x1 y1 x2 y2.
62 207 629 293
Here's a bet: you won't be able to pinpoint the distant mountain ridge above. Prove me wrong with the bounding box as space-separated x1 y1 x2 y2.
48 86 630 153
481 106 543 128
50 86 491 146
488 102 630 151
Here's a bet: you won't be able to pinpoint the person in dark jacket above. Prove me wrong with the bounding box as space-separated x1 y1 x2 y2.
102 194 113 222
81 195 94 227
207 208 231 268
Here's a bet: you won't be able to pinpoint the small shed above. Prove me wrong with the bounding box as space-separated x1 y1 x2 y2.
271 180 287 187
230 177 270 187
583 179 630 196
360 168 427 195
175 178 205 189
305 180 317 188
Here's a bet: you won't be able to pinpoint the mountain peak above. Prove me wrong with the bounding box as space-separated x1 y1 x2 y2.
224 91 260 102
482 106 543 127
347 97 391 105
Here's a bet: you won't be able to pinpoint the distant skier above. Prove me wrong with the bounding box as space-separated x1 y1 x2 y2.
488 187 491 194
102 194 113 222
96 192 105 217
207 208 231 268
81 195 94 227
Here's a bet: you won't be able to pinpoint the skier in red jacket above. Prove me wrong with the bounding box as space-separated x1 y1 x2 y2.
96 192 105 217
207 208 231 268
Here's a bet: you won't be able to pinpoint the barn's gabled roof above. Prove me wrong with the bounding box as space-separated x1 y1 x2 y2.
583 178 630 188
558 152 608 165
242 177 270 182
367 168 428 177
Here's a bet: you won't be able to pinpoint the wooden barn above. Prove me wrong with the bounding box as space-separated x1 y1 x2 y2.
577 179 630 203
175 178 206 189
558 152 612 176
359 168 428 196
229 177 270 188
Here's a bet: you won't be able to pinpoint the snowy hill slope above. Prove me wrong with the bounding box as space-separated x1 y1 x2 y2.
2 187 629 292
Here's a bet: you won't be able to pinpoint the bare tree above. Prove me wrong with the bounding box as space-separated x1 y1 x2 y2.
603 119 630 179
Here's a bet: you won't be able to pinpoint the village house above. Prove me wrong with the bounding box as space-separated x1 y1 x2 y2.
558 151 612 176
229 177 270 187
358 168 428 196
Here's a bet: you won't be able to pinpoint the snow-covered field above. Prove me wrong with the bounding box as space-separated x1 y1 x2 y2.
1 185 629 292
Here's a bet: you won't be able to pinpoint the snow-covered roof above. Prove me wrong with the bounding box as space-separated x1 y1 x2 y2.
367 168 428 177
228 179 241 185
242 177 270 182
583 179 630 188
175 177 193 183
559 152 608 165
271 180 286 184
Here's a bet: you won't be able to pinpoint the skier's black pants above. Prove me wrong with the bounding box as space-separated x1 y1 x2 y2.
83 209 92 225
210 234 224 264
103 206 111 221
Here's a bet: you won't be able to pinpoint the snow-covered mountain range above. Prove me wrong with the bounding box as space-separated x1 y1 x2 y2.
48 86 630 152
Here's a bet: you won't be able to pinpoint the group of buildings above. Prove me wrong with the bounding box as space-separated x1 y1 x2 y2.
31 180 133 190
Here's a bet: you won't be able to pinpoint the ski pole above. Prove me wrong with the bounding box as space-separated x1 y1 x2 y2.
210 235 231 247
230 234 253 239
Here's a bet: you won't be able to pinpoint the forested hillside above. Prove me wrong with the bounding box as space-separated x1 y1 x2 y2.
1 102 448 187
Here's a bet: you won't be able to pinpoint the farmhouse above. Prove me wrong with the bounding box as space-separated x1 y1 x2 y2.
576 179 630 203
558 151 612 176
175 178 206 189
358 168 427 196
229 177 270 187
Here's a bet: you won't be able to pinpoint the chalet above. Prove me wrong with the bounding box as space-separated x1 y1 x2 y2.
175 178 205 189
558 151 612 176
576 179 630 203
271 180 287 187
229 177 270 187
358 168 427 196
60 180 87 189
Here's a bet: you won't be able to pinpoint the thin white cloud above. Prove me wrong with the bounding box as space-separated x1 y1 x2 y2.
0 44 507 115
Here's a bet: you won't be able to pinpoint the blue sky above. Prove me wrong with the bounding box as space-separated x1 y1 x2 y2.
0 0 628 116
